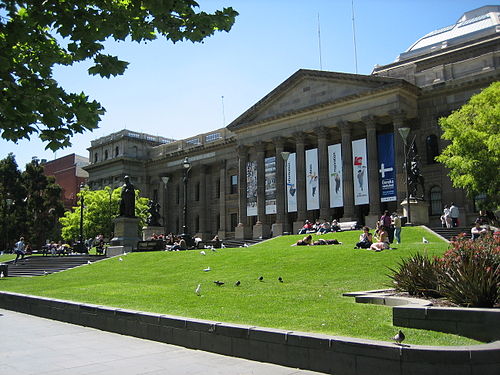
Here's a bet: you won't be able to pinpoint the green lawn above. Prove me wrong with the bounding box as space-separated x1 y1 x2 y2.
0 227 480 346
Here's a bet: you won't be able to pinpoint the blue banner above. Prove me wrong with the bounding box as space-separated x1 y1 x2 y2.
377 133 397 202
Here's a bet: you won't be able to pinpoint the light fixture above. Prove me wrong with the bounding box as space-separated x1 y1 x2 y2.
281 151 290 161
398 127 411 144
161 176 170 185
183 157 191 169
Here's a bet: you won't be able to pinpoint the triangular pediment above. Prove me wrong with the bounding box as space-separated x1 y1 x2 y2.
227 69 408 131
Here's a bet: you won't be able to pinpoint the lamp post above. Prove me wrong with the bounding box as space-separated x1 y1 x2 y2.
4 198 13 253
161 176 170 234
181 157 191 243
281 152 290 234
398 127 412 226
106 186 113 240
77 183 86 253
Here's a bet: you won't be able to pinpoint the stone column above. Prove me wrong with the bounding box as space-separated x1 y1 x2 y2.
235 145 252 239
293 132 307 233
364 116 381 228
390 110 408 207
339 121 355 220
317 127 331 221
253 142 271 239
272 137 286 236
218 160 227 239
198 165 208 239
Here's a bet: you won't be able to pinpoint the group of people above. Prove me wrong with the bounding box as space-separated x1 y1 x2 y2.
149 232 223 251
440 202 460 228
298 219 342 235
471 210 498 240
293 234 341 246
42 241 71 256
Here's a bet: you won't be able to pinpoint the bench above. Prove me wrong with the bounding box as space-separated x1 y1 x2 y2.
136 240 165 252
338 221 358 231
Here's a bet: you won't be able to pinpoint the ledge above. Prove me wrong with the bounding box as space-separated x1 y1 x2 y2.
0 291 499 375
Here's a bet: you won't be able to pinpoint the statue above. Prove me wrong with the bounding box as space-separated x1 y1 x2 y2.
146 199 162 227
119 176 136 217
406 143 425 200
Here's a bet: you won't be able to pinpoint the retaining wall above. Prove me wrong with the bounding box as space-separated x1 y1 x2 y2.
0 291 499 375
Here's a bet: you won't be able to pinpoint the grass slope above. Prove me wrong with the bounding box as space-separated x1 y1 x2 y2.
0 227 479 346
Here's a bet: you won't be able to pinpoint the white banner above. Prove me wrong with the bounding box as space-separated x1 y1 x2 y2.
306 148 320 210
246 161 257 216
352 139 369 205
328 143 343 208
265 156 277 214
285 153 297 212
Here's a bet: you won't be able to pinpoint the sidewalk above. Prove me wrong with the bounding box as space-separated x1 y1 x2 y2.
0 308 321 375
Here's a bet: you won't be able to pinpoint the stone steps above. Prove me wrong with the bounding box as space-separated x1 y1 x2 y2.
3 255 106 277
429 227 471 241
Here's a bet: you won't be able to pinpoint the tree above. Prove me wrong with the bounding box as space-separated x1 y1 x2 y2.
22 159 65 248
60 186 148 243
437 82 500 210
0 1 238 150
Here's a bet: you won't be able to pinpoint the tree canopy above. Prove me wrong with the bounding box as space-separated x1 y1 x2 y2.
0 1 238 150
437 81 500 210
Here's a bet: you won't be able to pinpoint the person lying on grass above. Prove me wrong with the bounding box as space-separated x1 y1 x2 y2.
312 238 342 245
292 234 313 246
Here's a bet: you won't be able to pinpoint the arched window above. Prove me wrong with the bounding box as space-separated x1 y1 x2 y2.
429 186 442 215
426 135 439 164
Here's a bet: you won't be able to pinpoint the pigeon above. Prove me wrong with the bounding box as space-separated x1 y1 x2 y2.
235 280 241 286
200 250 206 255
195 284 201 296
211 247 217 252
278 277 283 283
87 260 91 265
258 276 264 281
422 237 429 243
392 330 405 345
243 243 249 247
43 271 48 276
0 271 3 278
119 257 123 261
214 280 225 286
203 266 211 272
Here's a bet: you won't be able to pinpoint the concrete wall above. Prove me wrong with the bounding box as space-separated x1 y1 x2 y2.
0 291 499 375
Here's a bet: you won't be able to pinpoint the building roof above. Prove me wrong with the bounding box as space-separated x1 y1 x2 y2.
396 5 500 62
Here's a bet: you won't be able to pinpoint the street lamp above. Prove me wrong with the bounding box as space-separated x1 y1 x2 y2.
76 183 86 253
4 198 13 253
398 127 412 226
106 186 113 240
281 152 290 234
161 176 170 234
181 157 192 245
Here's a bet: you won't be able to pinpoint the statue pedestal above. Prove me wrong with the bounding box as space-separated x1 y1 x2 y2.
142 226 163 241
401 199 429 225
109 216 141 255
253 221 270 239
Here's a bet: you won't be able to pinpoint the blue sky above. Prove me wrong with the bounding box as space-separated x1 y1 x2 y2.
1 0 491 168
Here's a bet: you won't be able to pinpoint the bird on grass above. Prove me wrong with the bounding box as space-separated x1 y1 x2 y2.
195 284 201 296
278 277 283 283
422 237 429 243
392 330 405 345
200 250 206 255
203 266 211 272
258 276 264 281
214 280 225 286
235 280 241 286
87 260 91 265
119 257 123 261
43 271 48 276
0 271 4 278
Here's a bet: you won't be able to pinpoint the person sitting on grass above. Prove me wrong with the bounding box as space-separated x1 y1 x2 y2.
317 221 331 234
369 225 390 251
293 234 313 246
471 221 488 240
330 219 342 232
354 226 372 249
298 220 313 234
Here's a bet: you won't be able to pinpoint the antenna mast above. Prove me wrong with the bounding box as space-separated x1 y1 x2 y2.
351 0 358 73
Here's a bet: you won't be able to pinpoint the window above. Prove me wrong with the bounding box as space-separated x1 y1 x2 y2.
176 184 180 204
429 186 442 215
104 150 108 160
216 179 220 198
230 213 238 231
94 153 98 163
195 182 200 201
153 189 158 202
115 146 119 157
230 175 238 194
426 135 439 164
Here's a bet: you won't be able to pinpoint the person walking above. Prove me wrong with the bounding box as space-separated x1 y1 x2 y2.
392 213 402 244
449 202 460 227
14 236 26 264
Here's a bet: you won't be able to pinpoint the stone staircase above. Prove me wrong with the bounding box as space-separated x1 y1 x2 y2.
429 227 471 241
221 238 264 248
2 255 106 277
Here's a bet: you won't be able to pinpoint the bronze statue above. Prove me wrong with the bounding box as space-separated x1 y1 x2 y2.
406 143 425 200
146 199 162 226
119 176 136 217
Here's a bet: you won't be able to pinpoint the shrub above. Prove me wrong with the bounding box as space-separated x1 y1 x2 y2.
438 234 500 307
387 252 441 297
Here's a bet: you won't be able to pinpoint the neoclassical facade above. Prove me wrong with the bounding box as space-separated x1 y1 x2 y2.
85 6 500 239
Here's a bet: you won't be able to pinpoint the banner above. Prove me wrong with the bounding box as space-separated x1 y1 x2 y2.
285 153 297 212
246 161 257 216
306 148 320 210
378 133 397 202
328 143 343 208
352 139 369 205
265 156 277 214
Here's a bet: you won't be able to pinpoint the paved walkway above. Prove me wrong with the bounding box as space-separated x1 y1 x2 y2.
0 309 322 375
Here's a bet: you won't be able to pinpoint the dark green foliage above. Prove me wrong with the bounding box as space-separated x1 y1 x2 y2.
388 253 441 297
0 1 238 150
438 234 500 307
